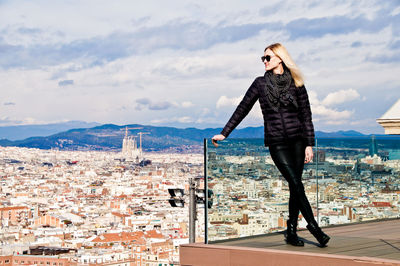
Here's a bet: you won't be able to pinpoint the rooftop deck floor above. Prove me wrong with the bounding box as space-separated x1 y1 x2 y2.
211 218 400 261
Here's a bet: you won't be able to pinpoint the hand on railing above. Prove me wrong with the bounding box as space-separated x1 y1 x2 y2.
211 134 226 147
305 146 313 163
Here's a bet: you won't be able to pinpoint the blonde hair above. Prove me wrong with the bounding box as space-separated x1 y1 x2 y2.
265 43 304 87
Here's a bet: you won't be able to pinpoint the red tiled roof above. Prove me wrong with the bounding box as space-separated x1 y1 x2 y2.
372 202 391 207
145 230 164 239
0 206 29 211
91 232 146 244
112 212 130 218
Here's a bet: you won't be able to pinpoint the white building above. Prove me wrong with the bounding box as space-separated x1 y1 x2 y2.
377 98 400 134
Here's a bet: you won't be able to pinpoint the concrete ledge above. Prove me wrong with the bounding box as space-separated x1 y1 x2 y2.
376 119 400 134
180 243 400 266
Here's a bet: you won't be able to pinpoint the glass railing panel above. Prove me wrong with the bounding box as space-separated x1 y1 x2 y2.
204 136 400 243
311 137 400 228
204 138 318 243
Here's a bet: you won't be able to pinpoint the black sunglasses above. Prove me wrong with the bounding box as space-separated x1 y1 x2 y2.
261 55 272 62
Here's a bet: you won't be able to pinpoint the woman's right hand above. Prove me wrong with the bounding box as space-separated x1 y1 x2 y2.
211 134 226 147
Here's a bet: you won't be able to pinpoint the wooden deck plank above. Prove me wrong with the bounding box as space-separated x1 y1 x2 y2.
211 218 400 261
334 244 400 258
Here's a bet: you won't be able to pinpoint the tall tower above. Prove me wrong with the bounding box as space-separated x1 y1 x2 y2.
122 135 140 158
121 127 142 159
369 135 378 156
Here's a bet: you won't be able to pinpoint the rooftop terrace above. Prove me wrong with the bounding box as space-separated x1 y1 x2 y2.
181 218 400 265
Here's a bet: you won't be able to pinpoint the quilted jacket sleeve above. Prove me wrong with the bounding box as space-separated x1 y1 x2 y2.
221 79 260 138
297 85 315 146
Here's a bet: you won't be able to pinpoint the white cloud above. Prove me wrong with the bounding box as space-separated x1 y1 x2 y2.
182 101 194 108
391 6 400 16
149 119 164 124
150 116 194 124
321 88 360 106
309 89 356 125
200 108 210 116
311 105 353 120
0 116 54 126
216 95 242 108
307 90 320 105
177 116 193 123
195 117 211 124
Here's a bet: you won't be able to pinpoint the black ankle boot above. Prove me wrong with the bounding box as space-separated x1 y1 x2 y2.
306 222 330 247
286 220 304 246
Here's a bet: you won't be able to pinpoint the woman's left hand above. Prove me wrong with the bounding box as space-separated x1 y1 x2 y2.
305 146 313 163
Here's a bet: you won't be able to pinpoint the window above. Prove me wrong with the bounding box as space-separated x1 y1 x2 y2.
5 260 10 264
40 262 44 265
47 262 50 265
53 263 57 265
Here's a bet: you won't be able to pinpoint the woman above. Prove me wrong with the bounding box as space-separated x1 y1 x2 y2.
212 43 330 247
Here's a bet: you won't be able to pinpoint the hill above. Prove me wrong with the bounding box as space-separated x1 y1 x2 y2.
0 124 395 151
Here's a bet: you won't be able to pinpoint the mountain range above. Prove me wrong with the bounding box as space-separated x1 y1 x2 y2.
0 123 398 151
0 121 100 140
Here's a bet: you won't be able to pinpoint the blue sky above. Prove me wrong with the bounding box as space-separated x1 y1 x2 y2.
0 0 399 134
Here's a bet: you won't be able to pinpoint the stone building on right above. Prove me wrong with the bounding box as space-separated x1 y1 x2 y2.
377 99 400 134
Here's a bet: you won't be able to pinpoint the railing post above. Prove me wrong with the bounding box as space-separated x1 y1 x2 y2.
189 177 196 243
316 138 319 223
204 138 208 244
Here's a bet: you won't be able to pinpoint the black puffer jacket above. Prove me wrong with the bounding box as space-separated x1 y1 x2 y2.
220 73 315 147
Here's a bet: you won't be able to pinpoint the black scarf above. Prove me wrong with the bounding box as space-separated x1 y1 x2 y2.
264 67 298 112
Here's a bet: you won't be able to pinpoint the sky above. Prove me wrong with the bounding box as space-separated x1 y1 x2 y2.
0 0 399 134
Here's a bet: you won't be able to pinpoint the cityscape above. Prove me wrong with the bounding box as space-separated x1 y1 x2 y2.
1 1 400 264
0 135 204 265
0 134 399 265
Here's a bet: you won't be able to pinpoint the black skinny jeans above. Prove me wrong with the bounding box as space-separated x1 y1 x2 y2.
269 138 317 225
